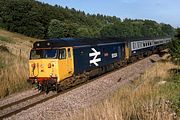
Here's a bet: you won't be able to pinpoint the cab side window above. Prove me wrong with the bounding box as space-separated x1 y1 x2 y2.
68 48 71 58
59 49 66 59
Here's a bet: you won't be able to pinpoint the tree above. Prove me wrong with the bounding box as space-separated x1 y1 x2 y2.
0 0 175 39
77 27 91 38
48 19 66 38
169 28 180 65
48 19 78 38
175 28 180 38
161 23 175 37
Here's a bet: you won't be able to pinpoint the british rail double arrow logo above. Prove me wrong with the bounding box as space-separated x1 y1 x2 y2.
89 48 101 66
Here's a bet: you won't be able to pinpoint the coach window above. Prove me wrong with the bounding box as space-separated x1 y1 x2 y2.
140 42 143 47
143 43 145 47
59 49 66 59
133 43 136 49
68 48 71 58
138 42 140 48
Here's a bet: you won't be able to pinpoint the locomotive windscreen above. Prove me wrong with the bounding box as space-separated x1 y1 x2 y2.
30 49 58 59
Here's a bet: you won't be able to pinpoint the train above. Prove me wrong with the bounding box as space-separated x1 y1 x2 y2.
27 37 171 92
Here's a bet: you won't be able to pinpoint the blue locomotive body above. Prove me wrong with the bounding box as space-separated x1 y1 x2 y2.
73 42 125 74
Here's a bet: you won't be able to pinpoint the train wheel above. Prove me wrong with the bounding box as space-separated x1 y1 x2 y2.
42 81 49 94
55 83 61 93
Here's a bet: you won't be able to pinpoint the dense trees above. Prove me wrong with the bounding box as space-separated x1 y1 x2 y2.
48 19 78 38
100 19 174 38
169 28 180 65
0 0 175 39
175 28 180 38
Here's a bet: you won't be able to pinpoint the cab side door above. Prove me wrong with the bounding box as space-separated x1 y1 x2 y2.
58 48 74 81
66 47 74 77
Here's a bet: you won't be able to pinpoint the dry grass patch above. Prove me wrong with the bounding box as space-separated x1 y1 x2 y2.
0 29 37 58
74 61 179 120
0 29 38 98
0 51 30 98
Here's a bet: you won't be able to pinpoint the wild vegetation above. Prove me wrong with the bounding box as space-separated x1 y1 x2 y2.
169 28 180 65
0 29 36 98
0 0 175 39
0 0 178 99
70 29 180 120
73 59 180 120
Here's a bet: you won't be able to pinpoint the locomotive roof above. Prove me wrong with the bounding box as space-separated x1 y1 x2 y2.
32 37 167 49
33 38 126 49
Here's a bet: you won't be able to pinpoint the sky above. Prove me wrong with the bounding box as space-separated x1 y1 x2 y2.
38 0 180 28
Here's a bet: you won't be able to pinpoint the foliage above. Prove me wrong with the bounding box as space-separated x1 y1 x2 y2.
159 71 180 116
176 28 180 38
169 28 180 65
100 19 175 38
48 19 79 38
0 0 175 39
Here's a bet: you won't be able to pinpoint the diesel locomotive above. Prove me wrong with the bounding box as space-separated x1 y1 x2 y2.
28 38 171 92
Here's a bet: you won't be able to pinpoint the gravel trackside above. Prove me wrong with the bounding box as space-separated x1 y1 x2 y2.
0 89 39 107
4 54 161 120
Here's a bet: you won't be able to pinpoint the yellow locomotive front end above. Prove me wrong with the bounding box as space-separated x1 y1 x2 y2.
28 47 74 92
28 49 59 91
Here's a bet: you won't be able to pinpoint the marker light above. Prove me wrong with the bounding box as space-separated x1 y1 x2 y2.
31 63 35 68
48 63 51 68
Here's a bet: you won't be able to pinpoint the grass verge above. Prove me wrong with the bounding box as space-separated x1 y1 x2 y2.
0 29 37 98
0 35 14 43
0 51 30 98
73 60 179 120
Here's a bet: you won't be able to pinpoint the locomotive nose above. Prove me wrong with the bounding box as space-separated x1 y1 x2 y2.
29 60 58 78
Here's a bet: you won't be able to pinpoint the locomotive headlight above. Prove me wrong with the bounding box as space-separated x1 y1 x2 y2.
50 73 53 77
35 79 38 83
47 42 50 46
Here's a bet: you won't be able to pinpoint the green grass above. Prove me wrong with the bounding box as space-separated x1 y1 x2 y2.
0 35 14 43
159 71 180 116
0 59 5 69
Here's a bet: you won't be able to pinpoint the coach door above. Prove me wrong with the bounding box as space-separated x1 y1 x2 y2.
125 43 130 59
121 44 125 59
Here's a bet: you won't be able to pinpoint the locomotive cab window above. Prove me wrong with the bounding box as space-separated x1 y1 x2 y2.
44 49 57 59
30 49 57 59
68 48 71 58
30 50 43 59
59 49 66 59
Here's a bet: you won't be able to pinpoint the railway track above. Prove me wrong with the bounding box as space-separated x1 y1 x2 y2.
0 91 59 119
0 53 163 119
0 92 44 119
0 92 44 110
0 77 99 120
